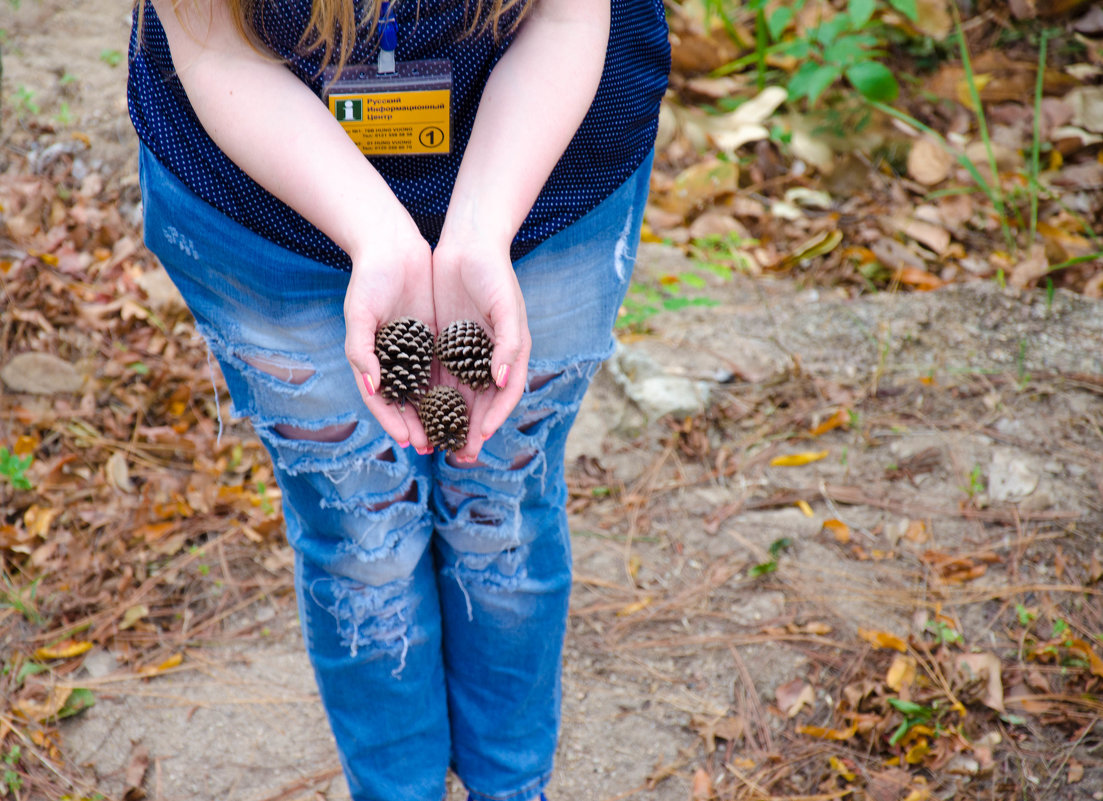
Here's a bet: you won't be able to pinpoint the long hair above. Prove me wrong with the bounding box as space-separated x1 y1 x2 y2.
146 1 533 76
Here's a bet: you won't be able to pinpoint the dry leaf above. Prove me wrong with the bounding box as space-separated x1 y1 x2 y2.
691 767 714 800
892 218 951 255
23 504 60 539
822 519 851 543
956 653 1005 712
1009 244 1050 289
810 408 850 436
34 640 93 660
894 267 945 290
829 755 858 782
913 0 952 37
903 520 929 544
858 628 908 652
654 159 739 218
776 679 815 717
616 597 653 616
139 653 184 677
124 744 150 801
886 654 917 691
105 450 135 493
1068 760 1084 784
907 138 953 185
771 450 829 467
1067 638 1103 678
119 604 150 631
796 723 858 740
12 686 71 722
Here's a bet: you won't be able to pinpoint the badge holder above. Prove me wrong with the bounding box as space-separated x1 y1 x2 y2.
324 54 452 156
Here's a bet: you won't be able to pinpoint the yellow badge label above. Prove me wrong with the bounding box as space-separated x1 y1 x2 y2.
329 89 450 156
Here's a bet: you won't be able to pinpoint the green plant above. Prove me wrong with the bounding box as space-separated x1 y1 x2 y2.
54 100 73 126
256 481 276 516
0 447 33 491
750 537 793 577
742 0 917 105
99 48 123 67
925 619 962 645
0 572 43 624
12 85 39 116
963 464 985 498
887 698 936 745
3 745 22 796
1016 603 1036 626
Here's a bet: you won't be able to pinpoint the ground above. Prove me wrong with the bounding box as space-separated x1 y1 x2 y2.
2 2 1102 801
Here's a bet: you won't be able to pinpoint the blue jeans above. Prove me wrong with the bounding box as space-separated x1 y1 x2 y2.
139 146 651 801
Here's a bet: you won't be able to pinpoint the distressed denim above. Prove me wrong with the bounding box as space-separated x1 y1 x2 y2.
139 146 651 801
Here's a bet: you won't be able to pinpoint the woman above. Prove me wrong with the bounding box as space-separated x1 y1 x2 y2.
128 1 668 798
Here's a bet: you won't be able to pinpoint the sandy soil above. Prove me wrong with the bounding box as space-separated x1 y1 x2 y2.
4 2 1102 800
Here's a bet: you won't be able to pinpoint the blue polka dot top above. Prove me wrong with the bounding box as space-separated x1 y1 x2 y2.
128 0 670 270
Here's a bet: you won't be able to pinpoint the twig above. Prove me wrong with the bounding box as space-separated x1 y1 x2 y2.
728 643 773 754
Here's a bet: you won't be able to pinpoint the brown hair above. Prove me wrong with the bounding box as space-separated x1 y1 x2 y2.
228 0 533 74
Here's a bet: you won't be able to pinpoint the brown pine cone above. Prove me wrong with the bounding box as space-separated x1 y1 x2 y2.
436 319 494 391
418 386 469 453
375 317 433 407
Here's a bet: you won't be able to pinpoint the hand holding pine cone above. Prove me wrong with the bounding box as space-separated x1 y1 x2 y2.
373 318 498 452
436 319 494 391
375 317 433 407
418 386 469 452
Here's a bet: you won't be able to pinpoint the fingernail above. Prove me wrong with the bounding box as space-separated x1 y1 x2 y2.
459 454 477 463
496 364 509 389
362 372 375 397
415 445 433 455
397 440 410 449
482 434 491 442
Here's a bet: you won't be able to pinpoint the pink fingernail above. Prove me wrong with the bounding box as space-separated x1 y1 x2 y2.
482 434 491 442
362 373 375 397
397 440 410 449
415 446 433 456
496 364 509 389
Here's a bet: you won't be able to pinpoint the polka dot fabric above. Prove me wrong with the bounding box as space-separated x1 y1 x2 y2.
128 0 670 271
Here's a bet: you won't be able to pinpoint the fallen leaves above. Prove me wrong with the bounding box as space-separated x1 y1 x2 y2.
858 628 909 652
770 450 829 467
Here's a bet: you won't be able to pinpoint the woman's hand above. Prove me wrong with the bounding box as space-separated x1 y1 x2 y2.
432 231 530 462
344 215 436 453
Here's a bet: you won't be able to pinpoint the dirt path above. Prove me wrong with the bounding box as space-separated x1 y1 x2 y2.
58 249 1103 799
5 2 1103 799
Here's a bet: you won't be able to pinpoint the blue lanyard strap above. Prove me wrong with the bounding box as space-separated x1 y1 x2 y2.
378 0 398 73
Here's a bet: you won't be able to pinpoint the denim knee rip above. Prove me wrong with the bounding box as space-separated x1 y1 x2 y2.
433 359 600 621
207 331 436 673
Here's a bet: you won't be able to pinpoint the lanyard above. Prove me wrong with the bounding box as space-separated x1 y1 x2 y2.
378 0 398 73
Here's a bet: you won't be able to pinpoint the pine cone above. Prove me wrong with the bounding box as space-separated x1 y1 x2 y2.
436 319 494 391
418 386 469 453
375 317 433 407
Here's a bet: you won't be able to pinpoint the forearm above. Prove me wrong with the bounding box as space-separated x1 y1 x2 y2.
440 0 610 249
151 0 414 262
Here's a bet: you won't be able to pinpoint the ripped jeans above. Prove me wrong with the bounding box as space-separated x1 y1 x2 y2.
139 146 651 801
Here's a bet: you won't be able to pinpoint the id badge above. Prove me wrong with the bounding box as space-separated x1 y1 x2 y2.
324 59 452 156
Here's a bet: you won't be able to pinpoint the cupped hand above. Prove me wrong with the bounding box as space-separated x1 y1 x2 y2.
343 216 436 452
431 234 530 462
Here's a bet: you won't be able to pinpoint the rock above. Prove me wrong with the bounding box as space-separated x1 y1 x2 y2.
606 343 711 421
726 335 790 384
729 590 786 626
1 352 84 395
988 448 1039 501
79 648 119 679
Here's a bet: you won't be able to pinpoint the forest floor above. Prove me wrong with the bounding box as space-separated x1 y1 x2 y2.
2 2 1102 801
